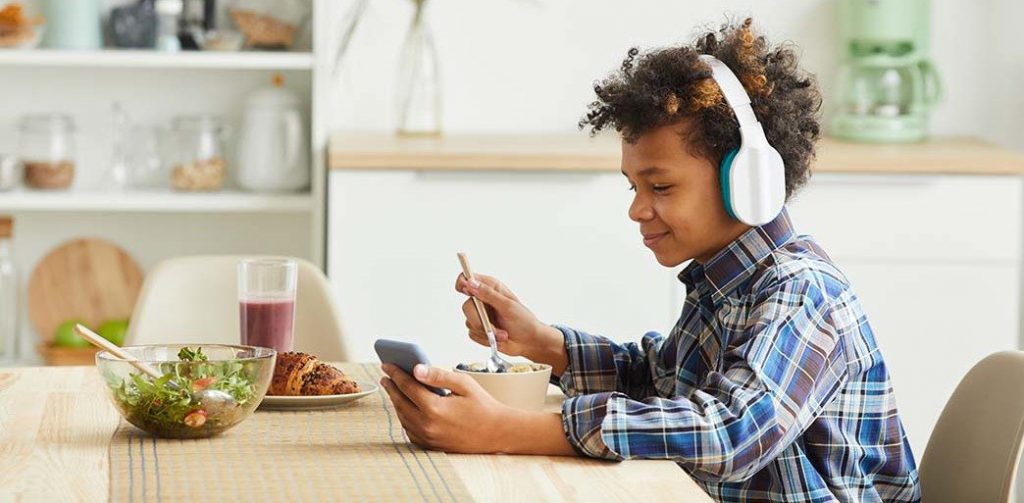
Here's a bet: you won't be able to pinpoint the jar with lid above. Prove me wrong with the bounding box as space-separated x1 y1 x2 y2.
170 115 229 191
18 114 76 190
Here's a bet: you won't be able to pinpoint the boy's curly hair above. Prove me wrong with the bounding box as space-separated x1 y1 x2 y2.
579 18 821 199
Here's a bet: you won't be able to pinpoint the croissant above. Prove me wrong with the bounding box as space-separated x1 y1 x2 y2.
269 352 361 396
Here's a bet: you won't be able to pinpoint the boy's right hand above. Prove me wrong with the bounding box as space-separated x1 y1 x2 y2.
455 274 565 371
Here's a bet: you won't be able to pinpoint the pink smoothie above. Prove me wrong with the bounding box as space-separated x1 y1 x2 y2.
240 299 295 352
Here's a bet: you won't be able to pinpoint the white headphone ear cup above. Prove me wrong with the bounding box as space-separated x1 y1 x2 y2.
727 146 786 226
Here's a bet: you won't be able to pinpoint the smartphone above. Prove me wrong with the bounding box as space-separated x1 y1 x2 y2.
374 339 449 397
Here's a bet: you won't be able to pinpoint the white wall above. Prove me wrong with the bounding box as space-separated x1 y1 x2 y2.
327 0 1023 150
987 0 1024 150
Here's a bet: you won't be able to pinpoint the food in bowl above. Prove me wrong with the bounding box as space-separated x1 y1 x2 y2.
455 362 548 373
454 362 552 411
270 351 361 396
98 345 275 439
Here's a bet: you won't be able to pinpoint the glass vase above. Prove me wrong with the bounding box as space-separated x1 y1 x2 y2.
395 0 441 136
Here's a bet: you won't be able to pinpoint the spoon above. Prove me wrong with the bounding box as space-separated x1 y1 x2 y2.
74 324 163 379
457 253 513 372
74 324 236 408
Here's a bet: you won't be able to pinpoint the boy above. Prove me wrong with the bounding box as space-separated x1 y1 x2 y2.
380 18 921 502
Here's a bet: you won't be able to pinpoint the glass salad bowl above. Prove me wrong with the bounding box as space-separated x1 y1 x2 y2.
97 344 275 439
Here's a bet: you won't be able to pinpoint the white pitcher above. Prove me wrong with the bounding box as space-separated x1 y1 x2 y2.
236 75 308 192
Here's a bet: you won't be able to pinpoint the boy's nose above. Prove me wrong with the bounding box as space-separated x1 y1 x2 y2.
629 195 654 222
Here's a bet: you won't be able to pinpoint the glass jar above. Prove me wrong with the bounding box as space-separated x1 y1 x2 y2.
0 216 18 365
170 115 228 191
18 114 76 190
0 155 18 191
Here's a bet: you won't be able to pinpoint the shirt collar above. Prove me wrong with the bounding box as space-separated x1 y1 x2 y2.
678 209 796 306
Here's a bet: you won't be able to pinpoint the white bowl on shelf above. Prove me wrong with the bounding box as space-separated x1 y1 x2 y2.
199 30 245 52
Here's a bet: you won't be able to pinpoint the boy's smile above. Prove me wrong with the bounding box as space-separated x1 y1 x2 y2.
621 121 750 267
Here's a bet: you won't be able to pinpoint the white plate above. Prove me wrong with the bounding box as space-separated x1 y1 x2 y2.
258 381 380 410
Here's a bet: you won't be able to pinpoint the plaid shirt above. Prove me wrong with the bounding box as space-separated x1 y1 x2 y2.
554 210 920 502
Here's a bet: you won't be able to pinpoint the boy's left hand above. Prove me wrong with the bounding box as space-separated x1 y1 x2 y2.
380 363 515 453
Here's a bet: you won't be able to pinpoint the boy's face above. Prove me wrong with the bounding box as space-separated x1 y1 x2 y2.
621 122 749 267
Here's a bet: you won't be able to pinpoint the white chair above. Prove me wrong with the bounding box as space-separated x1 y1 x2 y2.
919 351 1024 502
126 255 348 361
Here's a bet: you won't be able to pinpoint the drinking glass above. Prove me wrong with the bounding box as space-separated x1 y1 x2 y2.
238 258 297 352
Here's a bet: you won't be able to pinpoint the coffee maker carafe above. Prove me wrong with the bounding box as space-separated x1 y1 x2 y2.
832 0 942 143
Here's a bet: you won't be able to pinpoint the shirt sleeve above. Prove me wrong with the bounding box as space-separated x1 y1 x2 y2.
551 325 671 400
559 280 849 483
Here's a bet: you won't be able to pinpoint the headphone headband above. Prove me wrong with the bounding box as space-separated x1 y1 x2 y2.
698 55 786 227
697 55 761 138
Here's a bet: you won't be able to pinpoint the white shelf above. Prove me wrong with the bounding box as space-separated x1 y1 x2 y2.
0 49 314 70
0 189 314 213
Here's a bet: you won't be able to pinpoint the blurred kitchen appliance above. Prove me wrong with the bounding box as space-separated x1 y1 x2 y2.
110 0 157 48
236 74 308 192
41 0 102 49
832 0 942 143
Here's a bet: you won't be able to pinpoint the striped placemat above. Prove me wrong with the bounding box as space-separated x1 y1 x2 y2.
109 363 470 502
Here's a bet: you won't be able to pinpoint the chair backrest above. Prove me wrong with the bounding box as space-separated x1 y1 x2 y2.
126 255 348 361
919 351 1024 503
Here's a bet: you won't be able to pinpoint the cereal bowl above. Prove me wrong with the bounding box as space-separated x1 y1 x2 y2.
454 362 552 411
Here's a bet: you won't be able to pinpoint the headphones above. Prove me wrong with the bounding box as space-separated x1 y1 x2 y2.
698 55 786 226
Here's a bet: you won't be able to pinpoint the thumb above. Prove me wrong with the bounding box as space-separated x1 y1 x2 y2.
465 278 513 312
413 364 477 396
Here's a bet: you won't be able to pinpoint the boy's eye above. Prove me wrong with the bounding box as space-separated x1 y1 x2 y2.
627 184 636 192
652 184 672 193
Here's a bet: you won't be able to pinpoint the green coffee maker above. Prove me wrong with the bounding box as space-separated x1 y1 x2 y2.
832 0 942 143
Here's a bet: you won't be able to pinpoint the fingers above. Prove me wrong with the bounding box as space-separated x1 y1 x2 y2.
381 376 419 414
462 299 484 331
467 327 508 344
382 378 430 446
455 273 498 294
464 278 514 312
466 327 489 347
413 364 476 396
381 364 442 411
463 299 508 343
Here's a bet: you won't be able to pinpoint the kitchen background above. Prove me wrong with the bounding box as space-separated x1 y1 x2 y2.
1 0 1024 489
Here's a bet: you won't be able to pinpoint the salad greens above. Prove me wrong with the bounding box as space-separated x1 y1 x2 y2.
105 347 258 438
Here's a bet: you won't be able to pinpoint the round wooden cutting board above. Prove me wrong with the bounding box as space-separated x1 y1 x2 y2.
28 238 144 343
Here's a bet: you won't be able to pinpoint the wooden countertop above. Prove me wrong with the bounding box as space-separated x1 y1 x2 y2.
0 366 712 502
329 133 1024 175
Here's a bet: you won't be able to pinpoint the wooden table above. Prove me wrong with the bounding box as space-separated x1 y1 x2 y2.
0 367 712 502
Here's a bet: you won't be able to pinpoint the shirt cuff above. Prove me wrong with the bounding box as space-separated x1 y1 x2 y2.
560 392 623 460
549 324 619 396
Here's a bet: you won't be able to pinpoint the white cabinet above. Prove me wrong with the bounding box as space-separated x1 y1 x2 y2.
0 3 339 364
328 170 679 364
328 166 1023 463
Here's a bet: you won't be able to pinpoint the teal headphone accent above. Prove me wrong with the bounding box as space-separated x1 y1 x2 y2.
719 147 740 219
